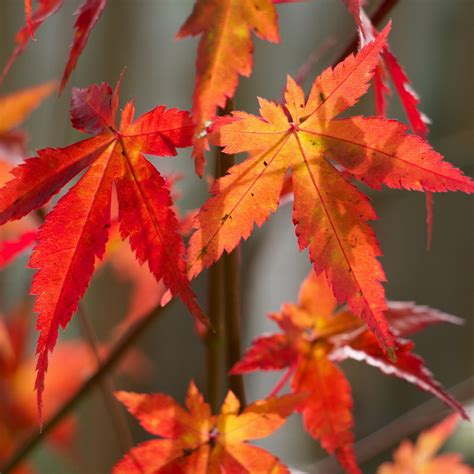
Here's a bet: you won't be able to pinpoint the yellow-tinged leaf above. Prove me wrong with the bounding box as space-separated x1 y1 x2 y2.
377 414 472 474
114 381 300 473
177 0 279 174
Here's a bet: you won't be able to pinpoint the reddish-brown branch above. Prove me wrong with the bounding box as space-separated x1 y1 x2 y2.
206 156 225 411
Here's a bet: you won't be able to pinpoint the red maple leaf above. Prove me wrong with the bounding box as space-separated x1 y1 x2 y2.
0 78 207 420
232 270 467 473
1 0 108 90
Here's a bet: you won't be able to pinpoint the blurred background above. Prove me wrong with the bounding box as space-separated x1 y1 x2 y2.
0 0 472 472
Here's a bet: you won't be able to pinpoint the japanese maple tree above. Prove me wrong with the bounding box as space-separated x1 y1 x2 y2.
0 1 471 473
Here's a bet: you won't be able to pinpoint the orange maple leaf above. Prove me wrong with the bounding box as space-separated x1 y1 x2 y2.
0 305 147 473
0 82 56 162
0 307 96 471
177 0 279 175
377 414 472 474
232 270 467 473
187 24 474 354
0 79 207 420
114 381 303 473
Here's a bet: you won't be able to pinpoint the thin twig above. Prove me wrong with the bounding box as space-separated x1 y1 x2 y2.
77 304 133 453
1 302 167 474
309 376 474 473
267 365 296 398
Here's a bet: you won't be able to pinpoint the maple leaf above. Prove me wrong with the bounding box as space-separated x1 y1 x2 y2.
231 270 467 474
378 42 435 248
0 305 146 472
0 82 56 162
177 0 279 175
1 0 107 90
105 223 167 334
105 172 198 335
0 307 92 469
0 79 207 420
353 7 436 248
1 0 64 85
188 24 474 354
60 0 108 92
0 161 39 270
0 230 37 269
24 0 34 37
114 380 302 473
377 414 472 474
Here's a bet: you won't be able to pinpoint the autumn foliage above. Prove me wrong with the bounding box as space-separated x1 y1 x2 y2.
114 381 303 473
378 414 472 474
232 270 467 473
0 1 472 473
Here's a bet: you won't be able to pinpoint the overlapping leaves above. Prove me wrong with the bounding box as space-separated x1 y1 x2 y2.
187 25 473 354
0 79 206 419
0 81 56 162
232 270 467 473
177 0 279 175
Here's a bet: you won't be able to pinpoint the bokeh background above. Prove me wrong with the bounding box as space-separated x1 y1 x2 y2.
0 0 472 472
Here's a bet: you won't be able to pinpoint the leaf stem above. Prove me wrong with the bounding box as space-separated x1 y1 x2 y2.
1 303 167 474
267 365 297 398
77 304 133 453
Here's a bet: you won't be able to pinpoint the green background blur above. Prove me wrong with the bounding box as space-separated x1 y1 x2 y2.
0 0 472 472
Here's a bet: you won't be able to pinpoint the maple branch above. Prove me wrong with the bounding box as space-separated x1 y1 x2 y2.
77 304 133 453
223 237 246 404
206 157 225 411
1 303 168 474
219 98 246 407
308 376 473 473
206 99 246 409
